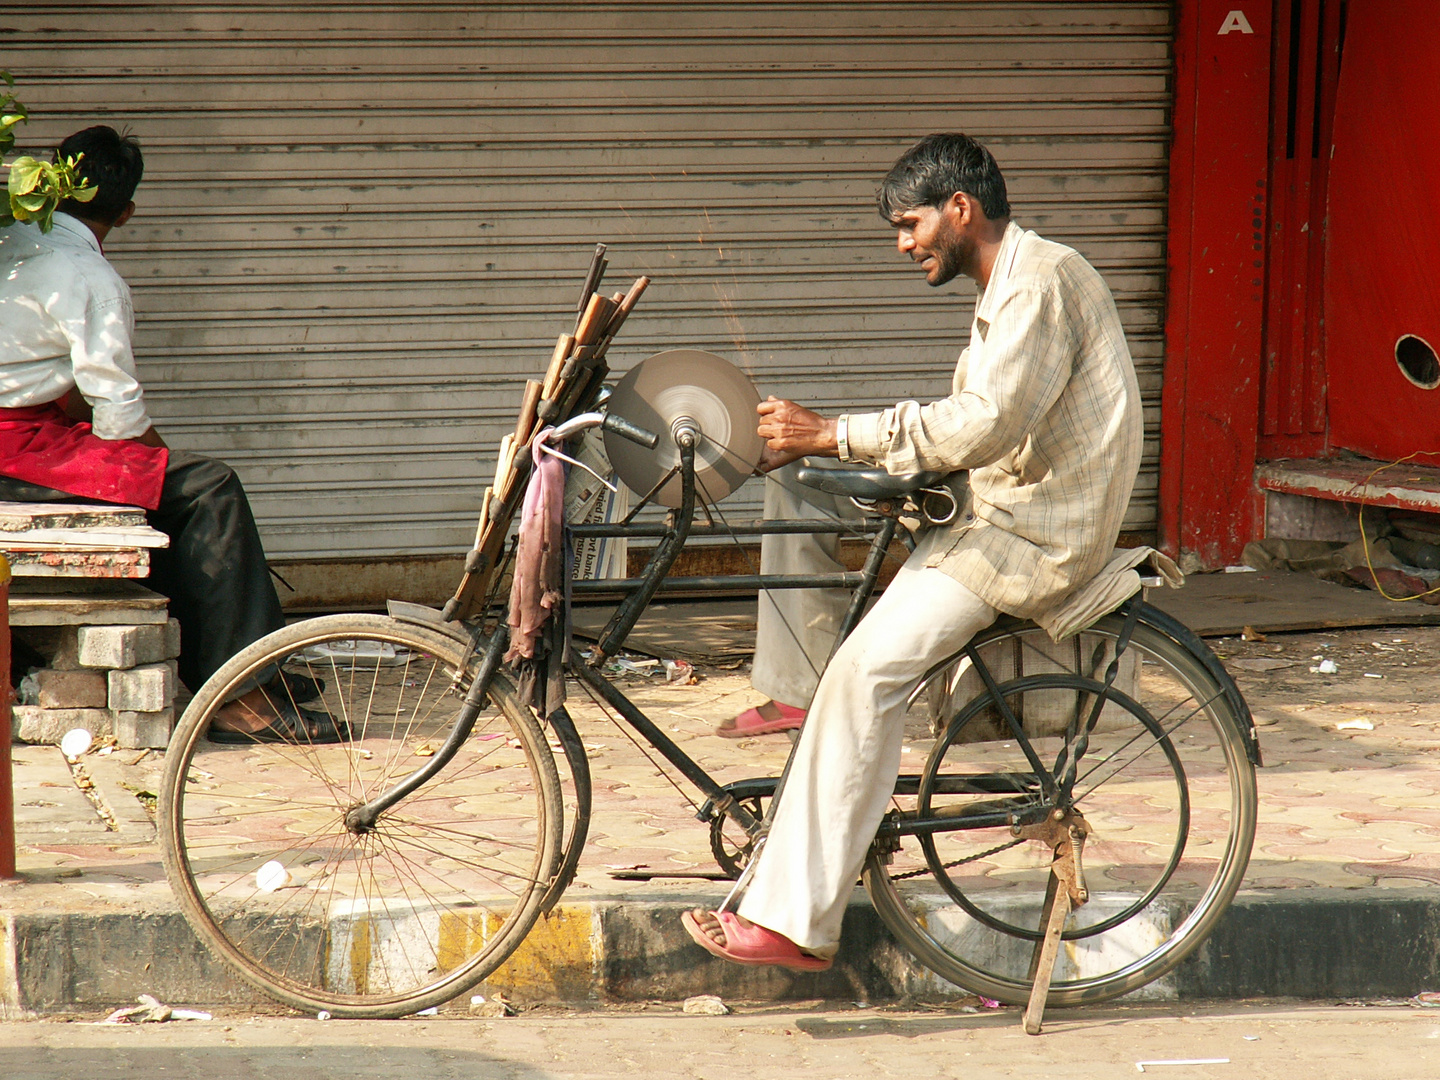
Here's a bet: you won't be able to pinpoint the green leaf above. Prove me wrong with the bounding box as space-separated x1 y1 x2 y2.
7 157 44 196
9 157 45 193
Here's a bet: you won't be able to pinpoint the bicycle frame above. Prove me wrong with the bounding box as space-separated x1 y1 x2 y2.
546 442 900 891
356 432 1201 882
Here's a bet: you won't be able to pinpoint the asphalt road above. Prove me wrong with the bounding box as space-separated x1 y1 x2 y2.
3 1002 1439 1079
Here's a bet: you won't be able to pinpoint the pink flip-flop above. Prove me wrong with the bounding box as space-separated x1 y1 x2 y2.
680 909 833 971
715 702 806 738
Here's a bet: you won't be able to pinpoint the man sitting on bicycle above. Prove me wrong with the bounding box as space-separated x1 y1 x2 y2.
683 132 1144 970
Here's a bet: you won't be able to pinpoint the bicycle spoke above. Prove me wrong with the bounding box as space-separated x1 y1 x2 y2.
163 617 562 1016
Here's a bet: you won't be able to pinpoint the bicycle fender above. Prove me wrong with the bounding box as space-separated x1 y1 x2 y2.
1129 600 1264 767
538 706 592 916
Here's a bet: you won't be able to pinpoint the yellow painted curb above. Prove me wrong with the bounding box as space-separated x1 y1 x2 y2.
482 905 598 1001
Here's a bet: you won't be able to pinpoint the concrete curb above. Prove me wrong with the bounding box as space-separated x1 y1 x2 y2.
5 889 1440 1015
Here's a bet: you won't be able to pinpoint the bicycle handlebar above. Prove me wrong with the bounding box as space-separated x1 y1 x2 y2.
603 411 660 449
548 409 660 450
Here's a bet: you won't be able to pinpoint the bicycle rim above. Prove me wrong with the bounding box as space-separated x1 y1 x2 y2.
160 614 563 1017
864 615 1256 1006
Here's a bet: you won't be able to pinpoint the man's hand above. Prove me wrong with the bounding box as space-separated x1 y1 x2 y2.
756 396 838 473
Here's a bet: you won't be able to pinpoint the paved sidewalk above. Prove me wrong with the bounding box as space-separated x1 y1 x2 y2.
6 615 1440 1014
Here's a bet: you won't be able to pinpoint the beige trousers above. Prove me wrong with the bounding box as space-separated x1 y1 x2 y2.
737 556 996 953
751 467 865 708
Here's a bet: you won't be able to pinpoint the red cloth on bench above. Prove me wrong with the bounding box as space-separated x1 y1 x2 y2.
0 401 168 510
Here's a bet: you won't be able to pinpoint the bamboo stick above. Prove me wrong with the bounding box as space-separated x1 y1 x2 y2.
541 334 575 400
493 433 515 492
575 293 619 346
473 487 493 546
604 275 650 338
513 379 544 447
447 250 650 621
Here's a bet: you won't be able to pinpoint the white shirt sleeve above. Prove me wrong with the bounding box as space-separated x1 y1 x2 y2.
63 286 153 441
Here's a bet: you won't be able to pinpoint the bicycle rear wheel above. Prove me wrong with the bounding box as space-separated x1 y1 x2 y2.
160 614 563 1017
863 612 1256 1006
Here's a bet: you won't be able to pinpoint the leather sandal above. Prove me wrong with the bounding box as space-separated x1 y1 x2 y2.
207 700 351 745
681 909 832 971
715 701 806 738
279 670 324 704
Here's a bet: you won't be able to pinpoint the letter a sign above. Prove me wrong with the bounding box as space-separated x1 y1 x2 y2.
1218 9 1254 34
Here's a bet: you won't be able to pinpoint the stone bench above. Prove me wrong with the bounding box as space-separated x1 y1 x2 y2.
0 502 179 750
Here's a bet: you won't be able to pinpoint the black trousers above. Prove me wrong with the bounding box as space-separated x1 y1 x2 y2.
0 450 285 692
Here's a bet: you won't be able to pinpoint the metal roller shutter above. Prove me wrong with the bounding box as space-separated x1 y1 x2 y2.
3 2 1172 601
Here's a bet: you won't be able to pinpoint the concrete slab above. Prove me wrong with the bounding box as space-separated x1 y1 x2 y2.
8 748 109 844
1149 568 1440 637
7 580 168 627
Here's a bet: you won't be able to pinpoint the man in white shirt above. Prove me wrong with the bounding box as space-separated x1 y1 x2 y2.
684 133 1143 970
0 125 341 743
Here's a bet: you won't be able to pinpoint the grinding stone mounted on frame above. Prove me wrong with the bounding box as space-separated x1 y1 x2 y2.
603 350 765 509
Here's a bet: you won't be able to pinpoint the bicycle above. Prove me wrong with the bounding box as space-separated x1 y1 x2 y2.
158 260 1258 1027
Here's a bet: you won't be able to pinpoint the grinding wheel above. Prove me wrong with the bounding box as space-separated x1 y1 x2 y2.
603 349 763 509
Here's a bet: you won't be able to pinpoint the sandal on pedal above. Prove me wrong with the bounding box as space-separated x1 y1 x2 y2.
207 700 350 745
715 701 806 738
681 909 832 971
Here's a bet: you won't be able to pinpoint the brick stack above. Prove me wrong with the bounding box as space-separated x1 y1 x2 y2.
0 501 180 751
13 618 182 750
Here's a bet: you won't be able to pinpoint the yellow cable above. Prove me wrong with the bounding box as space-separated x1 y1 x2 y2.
1348 451 1440 602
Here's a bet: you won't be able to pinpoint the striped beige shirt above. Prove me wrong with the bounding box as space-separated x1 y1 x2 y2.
841 220 1143 620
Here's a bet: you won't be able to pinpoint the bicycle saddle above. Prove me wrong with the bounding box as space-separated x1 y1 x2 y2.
793 458 944 499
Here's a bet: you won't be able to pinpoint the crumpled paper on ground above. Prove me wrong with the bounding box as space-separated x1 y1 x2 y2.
101 994 211 1024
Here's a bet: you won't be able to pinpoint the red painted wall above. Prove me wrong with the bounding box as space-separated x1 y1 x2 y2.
1160 0 1274 564
1324 2 1440 461
1257 0 1341 462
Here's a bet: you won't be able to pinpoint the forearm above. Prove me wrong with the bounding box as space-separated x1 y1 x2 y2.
842 394 1026 474
59 388 93 424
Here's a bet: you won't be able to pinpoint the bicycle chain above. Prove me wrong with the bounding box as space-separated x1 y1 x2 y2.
888 835 1028 881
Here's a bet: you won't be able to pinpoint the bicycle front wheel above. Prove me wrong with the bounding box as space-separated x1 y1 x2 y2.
160 614 563 1017
863 613 1257 1006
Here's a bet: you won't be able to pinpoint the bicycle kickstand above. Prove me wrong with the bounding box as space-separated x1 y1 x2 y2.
1019 808 1090 1036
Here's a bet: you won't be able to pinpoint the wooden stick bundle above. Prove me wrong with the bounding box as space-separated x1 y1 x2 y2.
442 247 650 621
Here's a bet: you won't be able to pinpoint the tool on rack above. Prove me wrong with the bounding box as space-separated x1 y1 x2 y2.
442 245 649 621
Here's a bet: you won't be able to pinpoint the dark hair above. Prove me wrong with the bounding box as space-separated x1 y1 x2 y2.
877 133 1010 222
55 125 143 223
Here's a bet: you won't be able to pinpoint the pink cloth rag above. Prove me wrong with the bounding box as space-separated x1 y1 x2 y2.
504 429 566 662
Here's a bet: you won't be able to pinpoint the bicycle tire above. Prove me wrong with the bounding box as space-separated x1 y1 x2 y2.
159 614 564 1017
863 613 1256 1006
